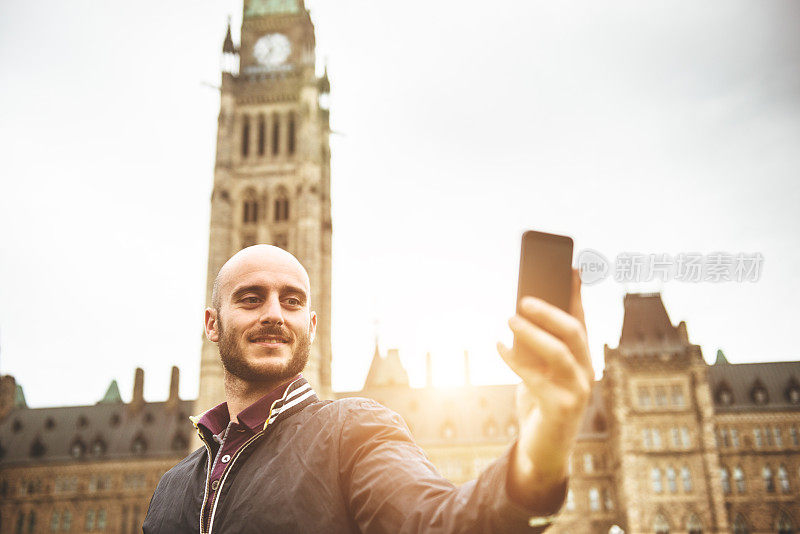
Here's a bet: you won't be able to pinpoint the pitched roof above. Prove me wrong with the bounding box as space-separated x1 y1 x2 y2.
617 293 688 355
0 399 194 466
708 360 800 412
363 345 409 388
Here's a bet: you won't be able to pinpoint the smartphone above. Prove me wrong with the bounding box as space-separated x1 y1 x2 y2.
516 230 574 314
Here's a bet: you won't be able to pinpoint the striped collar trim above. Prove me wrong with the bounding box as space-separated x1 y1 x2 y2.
264 376 318 431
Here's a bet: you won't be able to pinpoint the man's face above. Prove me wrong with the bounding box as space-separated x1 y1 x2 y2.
208 252 317 385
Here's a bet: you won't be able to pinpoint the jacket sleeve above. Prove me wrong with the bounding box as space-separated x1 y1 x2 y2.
337 398 565 534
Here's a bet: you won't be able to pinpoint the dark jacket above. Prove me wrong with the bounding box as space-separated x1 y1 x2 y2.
143 386 553 534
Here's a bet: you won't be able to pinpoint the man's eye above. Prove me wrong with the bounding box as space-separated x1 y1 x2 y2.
243 297 261 304
285 298 301 306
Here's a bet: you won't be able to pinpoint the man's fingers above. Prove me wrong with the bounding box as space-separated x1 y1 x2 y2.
507 317 583 384
516 298 592 381
569 268 586 330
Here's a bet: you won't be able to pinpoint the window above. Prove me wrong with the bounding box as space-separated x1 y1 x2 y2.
86 510 95 531
589 487 600 511
653 428 662 449
651 468 663 493
50 512 59 532
681 466 693 492
241 116 250 158
287 112 296 155
734 466 746 493
671 427 680 448
603 488 614 511
655 386 667 406
565 489 575 511
777 513 794 534
681 427 691 449
752 385 768 405
754 428 763 448
666 467 677 493
686 514 702 534
257 115 266 156
774 427 783 447
274 188 290 222
671 385 684 406
271 113 280 155
720 428 730 447
732 514 749 534
583 453 594 473
720 467 731 494
62 511 71 531
97 509 106 530
778 464 790 493
731 427 740 448
654 514 670 534
638 386 651 407
791 426 799 447
765 426 774 446
763 465 775 493
642 428 652 449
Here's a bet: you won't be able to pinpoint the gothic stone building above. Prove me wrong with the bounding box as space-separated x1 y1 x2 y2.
337 293 800 534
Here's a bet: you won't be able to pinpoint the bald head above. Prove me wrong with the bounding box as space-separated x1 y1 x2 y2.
211 245 311 311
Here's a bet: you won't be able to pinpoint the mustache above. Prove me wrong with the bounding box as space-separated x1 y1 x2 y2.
248 325 292 340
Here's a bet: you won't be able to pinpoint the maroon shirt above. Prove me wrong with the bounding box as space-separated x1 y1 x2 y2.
195 375 301 532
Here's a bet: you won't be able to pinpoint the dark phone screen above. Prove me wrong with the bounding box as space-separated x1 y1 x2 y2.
516 230 574 314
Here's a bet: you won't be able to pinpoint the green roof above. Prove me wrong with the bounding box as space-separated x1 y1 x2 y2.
98 380 123 404
14 384 26 408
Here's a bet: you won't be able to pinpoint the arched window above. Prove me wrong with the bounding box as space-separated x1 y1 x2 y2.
565 489 575 511
257 114 266 156
777 513 794 534
734 466 746 493
50 511 60 532
272 112 280 155
651 468 663 493
287 112 296 155
763 465 775 493
69 438 85 459
715 383 734 405
131 434 147 455
274 187 289 222
653 428 663 449
751 380 769 405
681 466 693 492
241 115 251 158
85 510 95 531
720 467 731 494
91 438 106 457
583 453 594 473
654 514 670 534
666 467 677 493
779 464 790 493
62 511 71 531
732 514 749 534
242 189 259 224
26 511 35 534
686 514 702 534
588 487 600 511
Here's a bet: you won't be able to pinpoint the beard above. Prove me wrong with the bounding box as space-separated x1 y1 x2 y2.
217 312 312 384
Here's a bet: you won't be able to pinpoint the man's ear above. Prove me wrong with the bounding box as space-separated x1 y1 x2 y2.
309 311 317 345
205 308 220 342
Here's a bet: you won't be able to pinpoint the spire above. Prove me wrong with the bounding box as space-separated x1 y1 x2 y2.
714 349 730 366
98 380 122 404
166 366 180 412
318 64 330 94
14 384 26 408
222 17 235 54
129 367 145 415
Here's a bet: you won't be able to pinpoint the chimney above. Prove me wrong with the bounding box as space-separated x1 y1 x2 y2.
166 366 180 412
129 367 145 415
425 352 433 388
463 350 471 386
677 321 689 343
0 375 17 422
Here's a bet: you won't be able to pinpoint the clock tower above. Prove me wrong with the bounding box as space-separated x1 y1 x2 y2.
197 0 333 412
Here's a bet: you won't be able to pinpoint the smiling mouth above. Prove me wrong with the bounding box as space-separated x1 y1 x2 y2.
250 335 289 344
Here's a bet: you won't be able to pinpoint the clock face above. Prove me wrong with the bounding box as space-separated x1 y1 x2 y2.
253 34 291 67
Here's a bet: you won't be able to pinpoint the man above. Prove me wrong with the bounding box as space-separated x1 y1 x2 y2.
144 245 593 533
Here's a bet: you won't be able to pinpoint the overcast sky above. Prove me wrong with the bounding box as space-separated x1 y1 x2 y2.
1 0 799 407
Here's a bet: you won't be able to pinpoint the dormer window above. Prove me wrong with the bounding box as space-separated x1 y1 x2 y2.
70 438 85 459
715 384 734 406
91 438 106 457
441 421 455 441
790 388 800 404
751 382 769 405
131 435 147 455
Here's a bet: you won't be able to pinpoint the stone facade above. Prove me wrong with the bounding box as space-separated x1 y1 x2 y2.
197 0 333 414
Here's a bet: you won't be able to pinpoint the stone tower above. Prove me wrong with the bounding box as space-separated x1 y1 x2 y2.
197 0 333 413
604 293 729 533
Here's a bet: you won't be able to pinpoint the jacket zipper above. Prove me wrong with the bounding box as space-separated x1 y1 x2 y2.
206 430 266 534
197 432 214 534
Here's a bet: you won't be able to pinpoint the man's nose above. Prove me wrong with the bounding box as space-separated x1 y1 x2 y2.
259 295 284 325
